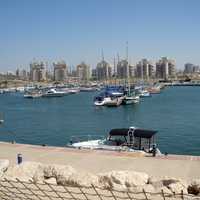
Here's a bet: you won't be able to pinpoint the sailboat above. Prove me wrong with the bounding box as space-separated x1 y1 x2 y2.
122 42 140 105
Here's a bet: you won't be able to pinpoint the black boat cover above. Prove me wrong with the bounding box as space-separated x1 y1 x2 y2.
109 128 157 138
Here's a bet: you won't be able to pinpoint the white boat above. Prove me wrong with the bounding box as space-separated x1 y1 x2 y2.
68 127 161 155
42 88 65 97
94 96 112 106
139 90 151 97
123 95 140 105
24 91 42 98
104 97 123 107
68 88 80 94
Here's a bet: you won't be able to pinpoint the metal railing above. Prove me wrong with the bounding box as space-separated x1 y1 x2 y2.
0 178 199 200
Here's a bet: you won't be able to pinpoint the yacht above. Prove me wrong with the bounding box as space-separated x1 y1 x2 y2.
42 88 65 97
94 96 112 106
67 127 161 154
24 90 42 98
104 97 123 107
139 89 151 97
94 86 125 106
122 95 140 105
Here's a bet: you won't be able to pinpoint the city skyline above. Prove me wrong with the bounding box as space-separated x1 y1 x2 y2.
1 0 200 71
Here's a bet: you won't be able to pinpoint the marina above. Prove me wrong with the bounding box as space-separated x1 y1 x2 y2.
0 86 200 155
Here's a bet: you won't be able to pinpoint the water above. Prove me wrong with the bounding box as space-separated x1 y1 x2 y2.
0 86 200 156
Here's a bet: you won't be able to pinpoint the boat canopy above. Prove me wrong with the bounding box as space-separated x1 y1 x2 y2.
109 128 157 139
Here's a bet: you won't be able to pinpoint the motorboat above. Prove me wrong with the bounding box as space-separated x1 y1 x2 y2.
68 88 80 94
122 95 140 105
67 127 161 154
24 90 42 98
42 88 65 97
104 97 123 107
139 90 151 97
94 86 125 106
94 96 112 106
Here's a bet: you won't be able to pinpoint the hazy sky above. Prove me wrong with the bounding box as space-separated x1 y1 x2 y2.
0 0 200 72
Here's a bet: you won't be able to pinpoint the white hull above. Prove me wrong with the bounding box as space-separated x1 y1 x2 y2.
94 97 112 106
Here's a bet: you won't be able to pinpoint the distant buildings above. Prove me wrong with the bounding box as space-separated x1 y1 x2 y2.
184 63 199 74
117 60 129 79
156 57 176 79
30 61 47 82
76 62 90 81
135 59 155 79
53 61 67 82
16 68 28 80
96 60 112 80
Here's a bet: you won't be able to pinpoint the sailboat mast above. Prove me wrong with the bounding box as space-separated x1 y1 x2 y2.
126 41 130 94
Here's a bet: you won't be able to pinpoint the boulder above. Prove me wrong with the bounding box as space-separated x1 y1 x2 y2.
64 173 99 187
0 159 9 177
148 177 164 189
188 179 200 195
3 161 44 182
168 182 188 194
159 186 173 195
97 171 149 190
44 164 76 179
161 177 180 187
44 177 57 185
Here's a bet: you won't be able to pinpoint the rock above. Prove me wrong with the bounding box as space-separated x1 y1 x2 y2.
54 165 76 185
161 177 180 187
0 160 9 177
188 179 200 195
159 186 173 195
65 173 99 187
98 174 114 189
148 177 164 189
97 171 149 190
44 164 76 179
168 182 188 194
3 161 44 182
44 177 57 185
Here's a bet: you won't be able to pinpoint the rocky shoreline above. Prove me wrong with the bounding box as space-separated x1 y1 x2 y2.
0 159 200 197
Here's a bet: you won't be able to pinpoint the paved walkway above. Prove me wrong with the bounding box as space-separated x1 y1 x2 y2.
0 142 199 181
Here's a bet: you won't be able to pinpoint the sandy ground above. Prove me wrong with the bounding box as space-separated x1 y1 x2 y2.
0 142 199 181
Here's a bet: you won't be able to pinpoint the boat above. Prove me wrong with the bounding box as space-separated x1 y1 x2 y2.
68 88 80 94
122 94 140 105
67 127 161 154
42 88 65 97
94 86 125 106
80 87 97 92
94 96 112 106
138 89 151 97
104 97 123 107
148 87 160 94
24 90 42 98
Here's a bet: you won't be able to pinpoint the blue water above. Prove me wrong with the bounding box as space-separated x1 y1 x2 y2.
0 87 200 156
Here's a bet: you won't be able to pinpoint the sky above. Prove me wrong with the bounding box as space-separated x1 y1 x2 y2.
0 0 200 72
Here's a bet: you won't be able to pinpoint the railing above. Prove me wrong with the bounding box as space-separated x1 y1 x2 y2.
0 178 199 200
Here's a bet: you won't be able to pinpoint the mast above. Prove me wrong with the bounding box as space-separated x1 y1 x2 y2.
126 41 130 94
114 56 116 85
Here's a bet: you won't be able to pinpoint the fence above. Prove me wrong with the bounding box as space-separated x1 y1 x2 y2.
0 178 199 200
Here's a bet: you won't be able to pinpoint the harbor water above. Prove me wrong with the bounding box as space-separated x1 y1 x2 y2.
0 86 199 156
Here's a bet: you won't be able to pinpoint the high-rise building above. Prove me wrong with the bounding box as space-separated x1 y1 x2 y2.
96 60 112 80
53 61 67 82
184 63 199 74
117 60 129 79
135 59 155 79
76 62 90 81
156 57 176 79
30 61 46 82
